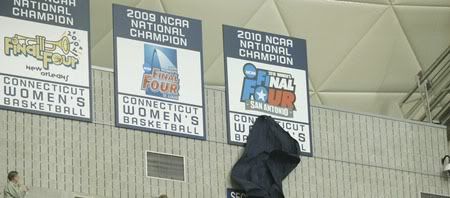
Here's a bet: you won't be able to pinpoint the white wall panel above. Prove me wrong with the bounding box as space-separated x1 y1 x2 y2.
0 68 448 198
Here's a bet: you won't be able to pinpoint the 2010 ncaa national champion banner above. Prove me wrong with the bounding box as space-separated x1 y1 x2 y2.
113 4 206 139
0 0 92 121
223 25 312 156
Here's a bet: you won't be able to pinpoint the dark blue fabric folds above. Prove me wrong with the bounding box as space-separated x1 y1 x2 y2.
231 115 301 198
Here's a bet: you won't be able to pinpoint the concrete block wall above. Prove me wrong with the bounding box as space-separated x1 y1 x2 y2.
0 68 448 198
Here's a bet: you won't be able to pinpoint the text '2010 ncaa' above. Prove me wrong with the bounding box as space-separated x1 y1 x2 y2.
223 25 312 156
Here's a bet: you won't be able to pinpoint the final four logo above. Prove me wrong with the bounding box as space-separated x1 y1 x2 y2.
141 44 180 100
240 63 296 117
3 31 82 70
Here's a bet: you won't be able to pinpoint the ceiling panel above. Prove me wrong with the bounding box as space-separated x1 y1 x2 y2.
319 8 421 92
337 0 390 4
244 0 289 35
90 0 113 44
309 92 323 105
391 0 450 6
135 0 166 10
394 5 450 70
91 31 113 68
276 0 388 89
204 54 225 86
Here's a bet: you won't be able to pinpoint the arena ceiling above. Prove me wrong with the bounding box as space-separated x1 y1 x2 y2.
90 0 450 118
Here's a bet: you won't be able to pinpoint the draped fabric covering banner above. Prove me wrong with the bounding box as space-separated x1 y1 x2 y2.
0 0 92 121
223 25 312 156
231 116 301 198
113 4 206 139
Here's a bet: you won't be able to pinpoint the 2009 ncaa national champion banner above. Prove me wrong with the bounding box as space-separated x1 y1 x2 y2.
113 4 206 139
223 25 312 156
0 0 92 121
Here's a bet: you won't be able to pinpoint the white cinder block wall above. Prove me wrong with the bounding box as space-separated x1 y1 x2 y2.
0 68 448 198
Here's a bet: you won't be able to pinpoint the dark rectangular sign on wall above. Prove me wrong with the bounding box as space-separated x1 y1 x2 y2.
113 4 206 139
227 188 247 198
0 0 92 121
223 25 312 156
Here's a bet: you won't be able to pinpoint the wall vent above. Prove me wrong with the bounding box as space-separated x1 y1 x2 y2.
146 151 185 181
421 192 450 198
